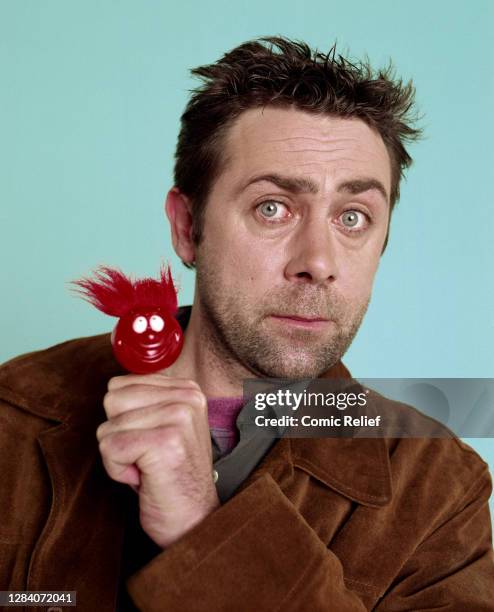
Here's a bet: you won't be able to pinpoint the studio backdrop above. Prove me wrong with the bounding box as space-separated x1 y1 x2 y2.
1 0 493 515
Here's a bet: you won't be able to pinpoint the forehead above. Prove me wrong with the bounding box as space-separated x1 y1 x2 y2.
218 106 392 195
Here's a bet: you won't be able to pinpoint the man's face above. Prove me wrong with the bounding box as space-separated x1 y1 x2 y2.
194 107 391 378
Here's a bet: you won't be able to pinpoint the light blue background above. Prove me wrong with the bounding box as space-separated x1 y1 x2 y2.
1 1 493 515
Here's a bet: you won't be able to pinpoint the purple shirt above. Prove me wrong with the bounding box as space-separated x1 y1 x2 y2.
207 396 245 456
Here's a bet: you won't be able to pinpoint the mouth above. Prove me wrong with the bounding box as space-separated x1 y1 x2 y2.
134 348 167 361
129 342 172 362
268 314 332 330
137 335 179 351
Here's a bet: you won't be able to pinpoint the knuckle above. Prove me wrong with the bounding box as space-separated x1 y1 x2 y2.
99 430 132 455
107 376 126 391
157 427 186 462
191 390 208 415
95 422 107 441
189 380 201 391
103 390 117 416
169 403 193 424
98 434 112 456
197 392 208 412
157 425 178 445
112 407 139 428
103 387 138 417
182 378 201 391
183 388 206 407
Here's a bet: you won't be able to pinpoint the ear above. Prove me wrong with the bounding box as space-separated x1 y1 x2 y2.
165 187 196 265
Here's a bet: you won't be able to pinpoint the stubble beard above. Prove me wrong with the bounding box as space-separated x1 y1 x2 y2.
195 258 370 380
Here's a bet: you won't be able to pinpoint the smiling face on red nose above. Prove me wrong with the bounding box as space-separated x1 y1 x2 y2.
111 308 183 374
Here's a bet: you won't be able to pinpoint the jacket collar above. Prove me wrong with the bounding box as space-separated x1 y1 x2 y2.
289 437 392 507
0 305 392 506
0 332 125 425
289 366 392 507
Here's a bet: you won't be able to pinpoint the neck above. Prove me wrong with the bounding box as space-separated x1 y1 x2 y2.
160 298 254 398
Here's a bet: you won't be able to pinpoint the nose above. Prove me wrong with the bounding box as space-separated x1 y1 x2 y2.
284 216 338 284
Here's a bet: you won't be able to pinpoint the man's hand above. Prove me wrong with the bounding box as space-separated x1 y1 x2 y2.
96 374 220 548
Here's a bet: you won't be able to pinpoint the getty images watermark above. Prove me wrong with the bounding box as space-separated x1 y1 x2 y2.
240 378 494 438
253 386 381 429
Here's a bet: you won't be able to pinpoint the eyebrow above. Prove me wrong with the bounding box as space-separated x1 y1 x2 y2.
236 173 389 203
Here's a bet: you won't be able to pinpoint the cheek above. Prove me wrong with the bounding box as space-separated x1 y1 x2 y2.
339 250 381 299
236 241 286 297
200 221 280 288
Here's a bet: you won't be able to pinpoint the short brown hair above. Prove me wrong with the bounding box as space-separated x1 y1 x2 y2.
174 36 421 268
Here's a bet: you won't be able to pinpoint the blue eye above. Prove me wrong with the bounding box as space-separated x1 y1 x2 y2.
257 200 291 222
340 210 368 231
342 211 360 227
259 201 281 217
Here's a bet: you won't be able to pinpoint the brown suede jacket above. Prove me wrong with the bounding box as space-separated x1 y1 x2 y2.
1 312 493 611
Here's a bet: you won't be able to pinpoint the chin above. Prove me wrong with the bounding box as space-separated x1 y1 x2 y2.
254 357 331 380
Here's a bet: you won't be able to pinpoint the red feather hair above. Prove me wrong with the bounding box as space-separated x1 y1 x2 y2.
72 265 179 317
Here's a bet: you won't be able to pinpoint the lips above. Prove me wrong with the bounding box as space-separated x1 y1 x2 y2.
271 314 330 322
267 314 333 331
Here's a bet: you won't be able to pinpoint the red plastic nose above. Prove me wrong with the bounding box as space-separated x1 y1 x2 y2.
111 312 184 374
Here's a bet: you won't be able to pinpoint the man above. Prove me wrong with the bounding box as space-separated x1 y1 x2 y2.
1 37 493 611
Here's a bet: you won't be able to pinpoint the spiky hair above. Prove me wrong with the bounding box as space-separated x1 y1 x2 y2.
174 36 422 266
72 265 179 317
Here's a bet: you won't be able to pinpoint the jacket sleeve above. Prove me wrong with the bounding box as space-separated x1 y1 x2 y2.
374 467 494 611
126 472 368 611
